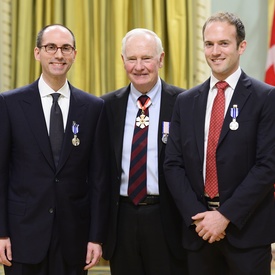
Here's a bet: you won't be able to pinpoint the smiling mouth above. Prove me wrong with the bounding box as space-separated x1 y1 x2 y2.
212 58 224 63
134 73 148 76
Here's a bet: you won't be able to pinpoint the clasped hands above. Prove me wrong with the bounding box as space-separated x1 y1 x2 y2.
192 210 230 243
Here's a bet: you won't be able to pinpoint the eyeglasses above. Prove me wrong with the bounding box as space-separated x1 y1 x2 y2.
40 43 75 55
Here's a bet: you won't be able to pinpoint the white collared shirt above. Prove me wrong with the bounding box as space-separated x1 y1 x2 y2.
203 68 242 182
38 75 70 134
120 78 162 196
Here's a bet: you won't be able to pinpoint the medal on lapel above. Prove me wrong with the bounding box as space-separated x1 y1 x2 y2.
162 121 170 144
229 104 239 130
72 121 80 146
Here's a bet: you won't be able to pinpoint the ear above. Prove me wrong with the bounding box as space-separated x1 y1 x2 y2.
121 54 125 63
159 52 165 68
238 40 247 55
34 47 40 61
72 49 77 62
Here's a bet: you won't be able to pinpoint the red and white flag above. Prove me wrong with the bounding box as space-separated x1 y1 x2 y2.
265 7 275 86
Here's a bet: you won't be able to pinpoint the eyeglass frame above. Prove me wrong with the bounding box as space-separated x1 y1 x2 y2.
39 43 75 55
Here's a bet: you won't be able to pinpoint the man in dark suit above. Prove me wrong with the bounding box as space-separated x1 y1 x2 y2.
164 12 275 275
101 28 187 274
0 24 109 275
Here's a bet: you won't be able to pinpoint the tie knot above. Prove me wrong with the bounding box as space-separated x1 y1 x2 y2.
51 93 61 103
138 95 149 106
215 81 229 91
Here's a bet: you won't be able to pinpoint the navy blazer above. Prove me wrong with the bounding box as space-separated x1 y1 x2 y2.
0 80 110 265
101 80 186 261
164 71 275 250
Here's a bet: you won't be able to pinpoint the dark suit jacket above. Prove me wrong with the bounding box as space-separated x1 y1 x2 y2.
164 71 275 251
101 80 186 261
0 79 110 265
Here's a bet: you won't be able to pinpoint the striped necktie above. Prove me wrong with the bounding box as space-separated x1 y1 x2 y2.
128 95 151 205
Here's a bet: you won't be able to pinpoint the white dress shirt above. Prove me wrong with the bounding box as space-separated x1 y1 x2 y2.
38 75 70 134
203 67 242 182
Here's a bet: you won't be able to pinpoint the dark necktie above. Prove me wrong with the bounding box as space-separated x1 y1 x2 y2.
205 81 229 198
128 95 151 205
49 93 64 167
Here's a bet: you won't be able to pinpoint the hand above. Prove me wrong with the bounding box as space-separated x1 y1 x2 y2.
0 237 12 266
83 242 102 270
192 210 229 243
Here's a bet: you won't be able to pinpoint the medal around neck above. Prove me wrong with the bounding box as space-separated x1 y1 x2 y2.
72 121 80 146
136 112 149 129
136 97 152 129
229 104 239 131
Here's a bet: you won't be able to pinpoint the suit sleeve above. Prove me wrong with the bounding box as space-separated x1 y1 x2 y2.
88 100 110 243
0 94 11 236
164 96 206 227
218 85 275 229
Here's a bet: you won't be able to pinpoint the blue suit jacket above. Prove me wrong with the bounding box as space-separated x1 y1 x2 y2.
164 71 275 250
101 80 186 261
0 79 110 264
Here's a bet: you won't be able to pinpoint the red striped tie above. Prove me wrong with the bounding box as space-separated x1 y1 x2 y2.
205 81 228 199
128 95 150 205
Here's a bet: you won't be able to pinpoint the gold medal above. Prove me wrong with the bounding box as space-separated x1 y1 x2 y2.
72 121 80 146
72 135 80 146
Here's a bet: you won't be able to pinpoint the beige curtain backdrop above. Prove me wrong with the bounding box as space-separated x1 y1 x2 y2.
0 0 12 92
0 0 211 95
268 0 275 38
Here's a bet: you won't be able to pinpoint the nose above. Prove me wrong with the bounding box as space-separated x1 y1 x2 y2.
54 48 64 57
135 59 145 70
212 44 221 55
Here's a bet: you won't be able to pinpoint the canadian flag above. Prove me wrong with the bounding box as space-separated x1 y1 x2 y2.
265 7 275 85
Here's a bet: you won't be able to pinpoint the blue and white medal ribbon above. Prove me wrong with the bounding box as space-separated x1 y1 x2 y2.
72 121 80 146
162 121 170 144
229 104 239 130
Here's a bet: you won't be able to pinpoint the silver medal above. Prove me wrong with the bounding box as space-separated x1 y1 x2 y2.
229 120 239 130
162 134 168 144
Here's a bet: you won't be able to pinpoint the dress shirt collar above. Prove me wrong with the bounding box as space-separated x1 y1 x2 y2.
210 67 242 91
38 74 70 99
129 77 161 107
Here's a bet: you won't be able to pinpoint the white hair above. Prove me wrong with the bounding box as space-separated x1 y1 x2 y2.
121 28 164 57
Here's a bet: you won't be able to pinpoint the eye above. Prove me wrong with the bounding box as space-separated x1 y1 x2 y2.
62 45 72 52
46 44 57 51
127 58 137 62
221 42 229 46
204 42 212 48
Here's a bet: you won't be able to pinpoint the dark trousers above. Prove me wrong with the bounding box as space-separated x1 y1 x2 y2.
110 201 187 275
4 220 88 275
187 238 272 275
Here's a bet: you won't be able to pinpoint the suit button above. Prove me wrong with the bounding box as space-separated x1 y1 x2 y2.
49 208 54 214
55 178 59 183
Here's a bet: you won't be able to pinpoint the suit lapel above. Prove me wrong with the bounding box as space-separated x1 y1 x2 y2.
158 82 178 157
19 83 55 170
194 81 209 162
219 73 251 144
56 86 87 172
112 87 130 173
